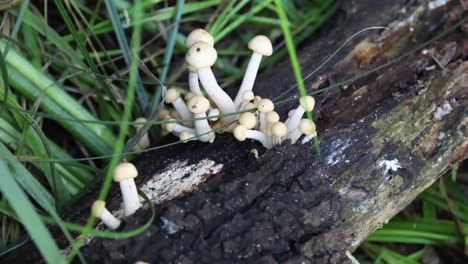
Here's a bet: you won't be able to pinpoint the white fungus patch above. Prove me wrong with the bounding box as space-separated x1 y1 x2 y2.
428 0 449 10
326 139 352 165
377 159 402 175
434 101 453 120
60 159 223 256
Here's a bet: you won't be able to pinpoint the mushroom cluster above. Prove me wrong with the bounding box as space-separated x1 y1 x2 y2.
232 95 317 149
134 28 318 150
157 29 274 143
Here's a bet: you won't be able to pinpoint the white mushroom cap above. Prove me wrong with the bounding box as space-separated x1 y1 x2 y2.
271 122 287 137
254 96 262 104
299 119 316 135
257 98 274 113
91 200 106 217
288 109 296 117
187 95 210 114
248 35 273 56
238 112 257 129
299 96 315 112
162 118 177 132
243 102 256 111
165 88 181 104
134 117 147 130
113 162 138 182
233 125 248 141
242 91 255 101
265 111 280 124
185 29 214 48
185 42 217 70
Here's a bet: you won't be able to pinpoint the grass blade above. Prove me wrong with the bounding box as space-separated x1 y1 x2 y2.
0 156 64 264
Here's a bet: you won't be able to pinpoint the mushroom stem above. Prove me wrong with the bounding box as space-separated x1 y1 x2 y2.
163 119 196 136
171 98 192 125
119 179 140 216
246 130 270 148
189 71 202 95
233 125 270 148
194 113 215 142
234 52 262 108
288 128 303 144
286 105 305 132
92 201 121 230
197 67 236 123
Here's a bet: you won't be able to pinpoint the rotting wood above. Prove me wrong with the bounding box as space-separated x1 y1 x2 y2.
2 0 467 263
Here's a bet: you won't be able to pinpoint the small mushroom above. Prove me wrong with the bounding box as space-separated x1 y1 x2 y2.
238 90 255 111
91 200 121 230
289 119 316 144
256 98 275 133
270 122 287 146
165 88 193 126
238 112 257 129
185 29 214 97
286 96 315 132
234 35 273 108
187 95 215 143
233 125 269 148
113 162 141 216
133 117 150 151
185 42 236 124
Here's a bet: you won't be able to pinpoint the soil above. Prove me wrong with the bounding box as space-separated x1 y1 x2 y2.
1 0 467 263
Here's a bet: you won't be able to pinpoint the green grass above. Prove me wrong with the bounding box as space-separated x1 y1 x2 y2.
0 1 465 263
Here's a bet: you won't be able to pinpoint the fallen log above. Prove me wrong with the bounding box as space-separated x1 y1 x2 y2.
2 0 467 263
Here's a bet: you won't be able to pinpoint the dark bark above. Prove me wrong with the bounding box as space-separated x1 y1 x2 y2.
2 0 467 263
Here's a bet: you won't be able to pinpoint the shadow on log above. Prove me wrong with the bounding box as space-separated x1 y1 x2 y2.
2 0 467 263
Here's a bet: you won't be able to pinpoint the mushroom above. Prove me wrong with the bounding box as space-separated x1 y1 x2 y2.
187 95 215 143
165 88 192 126
185 42 237 124
289 119 316 144
285 96 315 132
256 98 275 133
91 200 121 230
113 162 141 216
233 125 269 148
234 35 273 108
187 65 203 96
270 122 287 146
133 117 150 151
238 90 255 111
